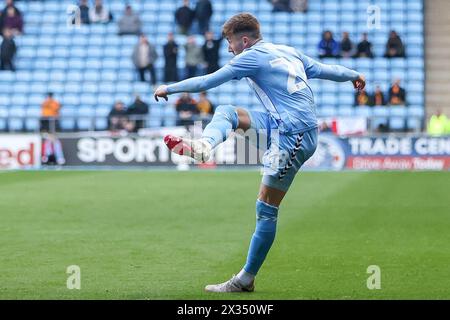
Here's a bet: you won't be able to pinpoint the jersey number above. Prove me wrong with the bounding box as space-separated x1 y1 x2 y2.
269 58 307 94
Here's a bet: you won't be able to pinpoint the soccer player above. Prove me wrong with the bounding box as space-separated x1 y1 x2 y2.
154 13 365 292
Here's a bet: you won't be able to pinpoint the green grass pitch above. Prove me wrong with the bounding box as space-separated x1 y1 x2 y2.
0 170 449 299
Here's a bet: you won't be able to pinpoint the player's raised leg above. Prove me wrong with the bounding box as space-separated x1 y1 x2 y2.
164 105 251 162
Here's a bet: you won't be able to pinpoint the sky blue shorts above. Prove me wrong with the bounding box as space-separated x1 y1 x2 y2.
247 110 318 192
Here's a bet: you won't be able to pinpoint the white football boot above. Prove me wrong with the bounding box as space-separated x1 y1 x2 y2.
204 275 255 293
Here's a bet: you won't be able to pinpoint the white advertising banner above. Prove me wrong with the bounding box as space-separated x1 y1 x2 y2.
0 135 41 170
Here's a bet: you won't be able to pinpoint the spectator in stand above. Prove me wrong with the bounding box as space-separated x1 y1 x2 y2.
203 31 222 74
318 31 339 58
118 4 142 36
127 95 149 132
175 93 199 127
0 28 16 71
372 85 386 106
40 92 61 132
428 110 450 136
340 32 354 58
0 0 20 32
108 101 128 131
78 0 90 25
196 91 214 127
290 0 308 12
354 33 374 58
196 91 214 116
354 88 372 106
175 0 195 35
269 0 293 13
89 0 111 24
195 0 213 34
388 79 406 105
384 30 405 58
1 5 23 35
163 32 179 82
132 34 158 86
185 35 204 79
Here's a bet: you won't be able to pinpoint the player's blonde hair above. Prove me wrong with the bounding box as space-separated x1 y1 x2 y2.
222 13 262 39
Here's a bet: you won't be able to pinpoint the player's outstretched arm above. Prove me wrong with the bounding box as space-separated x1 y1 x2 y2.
154 66 235 102
298 51 365 91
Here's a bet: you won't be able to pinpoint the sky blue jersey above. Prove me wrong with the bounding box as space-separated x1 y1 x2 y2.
167 40 361 134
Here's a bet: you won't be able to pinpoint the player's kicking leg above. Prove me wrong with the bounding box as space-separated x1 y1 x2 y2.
164 105 251 162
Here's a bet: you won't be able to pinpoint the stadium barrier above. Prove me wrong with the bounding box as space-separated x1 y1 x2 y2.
1 131 448 171
0 113 424 134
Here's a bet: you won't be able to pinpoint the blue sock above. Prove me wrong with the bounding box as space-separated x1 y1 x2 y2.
243 199 279 276
202 105 238 148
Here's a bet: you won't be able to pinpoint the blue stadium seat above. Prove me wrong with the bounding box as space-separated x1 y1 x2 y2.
163 106 177 127
84 71 100 82
25 106 41 132
65 82 82 94
28 94 44 106
13 82 29 94
371 106 389 130
47 82 64 94
99 82 116 94
98 94 115 106
95 106 110 130
354 106 372 118
60 105 77 131
77 106 95 131
338 106 354 117
8 106 26 131
80 94 97 106
319 106 337 117
149 105 163 128
0 105 8 131
407 106 424 131
62 94 80 106
389 106 407 130
11 94 28 106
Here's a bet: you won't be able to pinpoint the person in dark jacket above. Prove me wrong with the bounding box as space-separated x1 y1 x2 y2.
318 30 339 58
118 4 142 35
132 34 158 85
1 5 23 35
0 28 16 71
270 0 294 13
108 101 128 131
372 86 386 106
127 95 149 131
354 32 374 58
195 0 212 34
175 93 199 127
388 79 406 105
0 0 22 32
384 30 406 58
78 0 90 24
340 32 354 58
354 88 372 106
163 32 179 82
175 0 195 35
202 31 222 74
